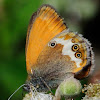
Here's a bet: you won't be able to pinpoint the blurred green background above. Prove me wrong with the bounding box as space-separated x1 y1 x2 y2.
0 0 100 100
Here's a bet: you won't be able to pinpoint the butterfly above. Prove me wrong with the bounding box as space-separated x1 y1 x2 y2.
24 4 94 92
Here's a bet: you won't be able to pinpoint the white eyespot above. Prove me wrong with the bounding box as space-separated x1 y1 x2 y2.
48 41 56 48
72 44 79 52
75 52 82 59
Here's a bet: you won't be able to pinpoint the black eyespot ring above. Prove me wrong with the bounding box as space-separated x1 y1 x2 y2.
49 41 56 48
75 52 82 58
72 44 79 52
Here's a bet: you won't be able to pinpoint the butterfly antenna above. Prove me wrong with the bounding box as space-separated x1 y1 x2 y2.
8 84 26 100
40 77 53 94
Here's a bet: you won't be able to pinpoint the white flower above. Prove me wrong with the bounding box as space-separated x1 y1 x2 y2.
23 91 53 100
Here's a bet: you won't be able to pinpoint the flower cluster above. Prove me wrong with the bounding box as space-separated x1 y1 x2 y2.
82 83 100 100
23 92 53 100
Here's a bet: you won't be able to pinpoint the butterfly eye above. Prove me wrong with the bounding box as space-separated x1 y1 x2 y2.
49 41 56 48
72 44 79 52
75 52 82 58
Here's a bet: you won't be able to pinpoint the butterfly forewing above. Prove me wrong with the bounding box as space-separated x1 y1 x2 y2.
26 5 67 74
